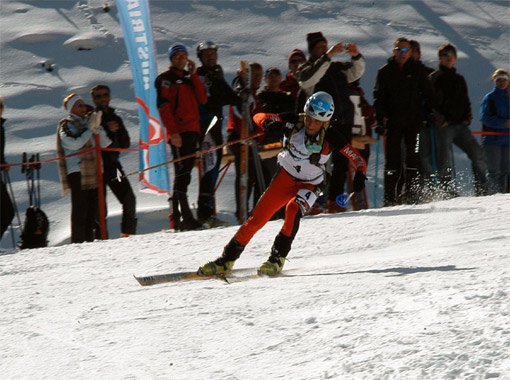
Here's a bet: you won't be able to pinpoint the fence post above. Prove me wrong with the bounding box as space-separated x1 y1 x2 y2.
94 135 107 240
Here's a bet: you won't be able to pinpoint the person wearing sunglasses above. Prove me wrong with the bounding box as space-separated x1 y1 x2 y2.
429 43 488 197
91 84 137 238
373 37 433 206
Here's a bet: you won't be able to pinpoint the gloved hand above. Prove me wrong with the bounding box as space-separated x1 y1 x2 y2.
374 124 385 137
88 111 103 134
353 171 367 192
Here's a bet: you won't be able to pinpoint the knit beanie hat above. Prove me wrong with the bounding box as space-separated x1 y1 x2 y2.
307 32 327 53
288 48 306 62
63 93 83 111
167 43 187 60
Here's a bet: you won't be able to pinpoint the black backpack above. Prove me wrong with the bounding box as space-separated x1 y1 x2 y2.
19 206 49 249
19 153 49 249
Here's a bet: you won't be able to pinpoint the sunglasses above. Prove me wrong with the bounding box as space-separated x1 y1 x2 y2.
394 47 410 53
93 93 110 99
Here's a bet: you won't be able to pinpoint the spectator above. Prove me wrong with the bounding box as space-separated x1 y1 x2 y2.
349 80 376 209
91 84 137 237
155 43 208 231
256 67 295 219
257 67 295 114
195 41 239 226
373 37 432 206
198 91 367 277
280 49 306 104
227 62 264 220
429 43 488 197
56 93 111 243
295 32 366 213
410 40 437 196
480 69 510 194
0 97 15 239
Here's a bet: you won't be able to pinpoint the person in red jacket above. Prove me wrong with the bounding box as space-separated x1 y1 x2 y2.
155 43 207 231
199 91 367 276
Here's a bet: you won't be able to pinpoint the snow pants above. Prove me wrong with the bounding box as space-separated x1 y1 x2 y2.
234 168 315 247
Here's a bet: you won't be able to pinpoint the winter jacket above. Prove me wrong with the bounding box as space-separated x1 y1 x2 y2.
97 106 131 180
57 112 111 193
429 65 472 126
373 57 431 128
295 53 365 126
155 66 207 138
197 64 239 118
480 86 510 146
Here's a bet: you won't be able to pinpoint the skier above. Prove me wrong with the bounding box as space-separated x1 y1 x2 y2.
198 91 367 276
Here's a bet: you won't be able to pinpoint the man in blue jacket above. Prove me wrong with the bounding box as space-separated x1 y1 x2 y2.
480 69 510 194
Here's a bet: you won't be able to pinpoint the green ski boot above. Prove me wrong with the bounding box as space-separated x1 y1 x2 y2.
257 256 286 276
198 257 235 276
197 238 245 276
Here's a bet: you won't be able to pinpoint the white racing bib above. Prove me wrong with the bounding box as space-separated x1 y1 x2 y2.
295 188 318 213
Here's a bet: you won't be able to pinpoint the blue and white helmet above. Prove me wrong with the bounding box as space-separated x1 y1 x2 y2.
304 91 334 122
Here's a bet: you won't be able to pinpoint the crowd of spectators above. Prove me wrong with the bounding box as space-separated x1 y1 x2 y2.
1 33 508 243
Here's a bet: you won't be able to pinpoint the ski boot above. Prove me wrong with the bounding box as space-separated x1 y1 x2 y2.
258 255 285 276
258 232 293 276
198 256 235 276
197 238 245 276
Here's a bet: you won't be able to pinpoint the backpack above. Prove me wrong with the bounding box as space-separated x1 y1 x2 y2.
18 153 49 249
19 206 49 249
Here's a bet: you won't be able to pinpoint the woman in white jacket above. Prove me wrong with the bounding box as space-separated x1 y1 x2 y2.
57 93 111 243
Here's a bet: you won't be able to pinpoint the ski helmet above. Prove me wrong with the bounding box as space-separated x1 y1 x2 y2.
304 91 334 122
196 41 218 59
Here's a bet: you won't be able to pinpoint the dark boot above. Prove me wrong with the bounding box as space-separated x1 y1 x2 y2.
175 192 202 231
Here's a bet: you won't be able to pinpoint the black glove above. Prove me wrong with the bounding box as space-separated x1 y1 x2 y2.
353 171 367 193
374 124 386 136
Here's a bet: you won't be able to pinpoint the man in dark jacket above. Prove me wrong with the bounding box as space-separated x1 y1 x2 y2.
91 85 137 237
429 43 488 196
373 37 432 205
155 43 208 231
195 41 239 226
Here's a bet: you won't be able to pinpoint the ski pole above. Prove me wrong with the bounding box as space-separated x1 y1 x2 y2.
373 136 381 208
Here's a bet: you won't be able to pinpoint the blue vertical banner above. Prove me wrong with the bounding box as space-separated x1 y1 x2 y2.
117 0 170 194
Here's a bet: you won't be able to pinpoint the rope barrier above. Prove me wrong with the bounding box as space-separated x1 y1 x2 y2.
0 132 264 173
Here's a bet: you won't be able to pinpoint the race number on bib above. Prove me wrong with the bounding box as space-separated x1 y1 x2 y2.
295 188 318 213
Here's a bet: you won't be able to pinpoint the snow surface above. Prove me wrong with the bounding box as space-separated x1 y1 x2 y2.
0 1 510 378
1 195 509 379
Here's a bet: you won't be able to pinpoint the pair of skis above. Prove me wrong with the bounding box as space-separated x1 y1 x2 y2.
134 268 279 286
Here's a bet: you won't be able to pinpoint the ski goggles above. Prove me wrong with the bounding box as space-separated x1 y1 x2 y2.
394 47 410 53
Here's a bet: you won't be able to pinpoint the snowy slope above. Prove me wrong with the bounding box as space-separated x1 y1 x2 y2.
1 0 509 247
1 195 509 379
